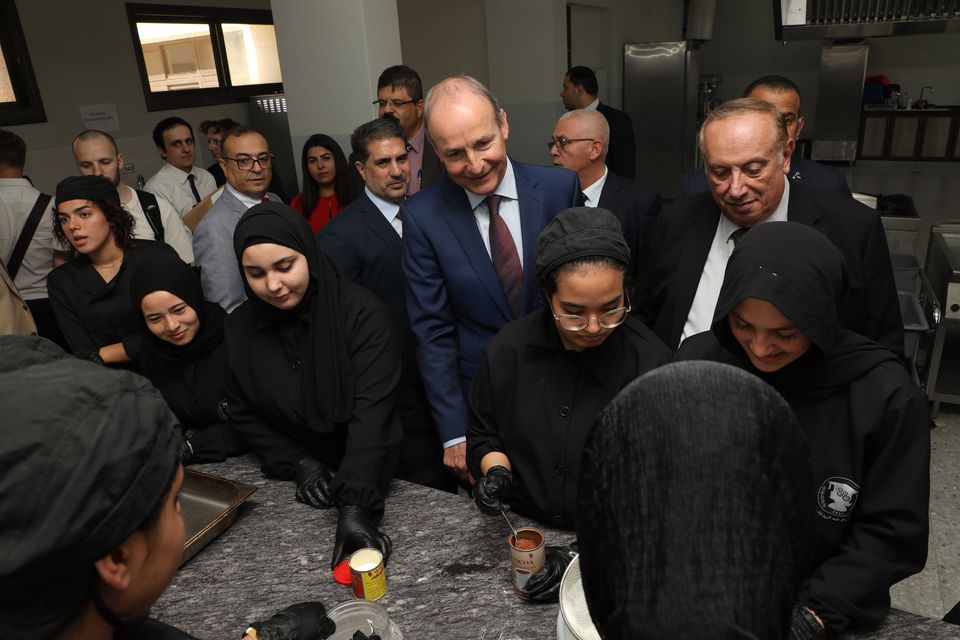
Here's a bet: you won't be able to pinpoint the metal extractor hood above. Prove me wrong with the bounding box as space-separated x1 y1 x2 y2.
775 0 960 39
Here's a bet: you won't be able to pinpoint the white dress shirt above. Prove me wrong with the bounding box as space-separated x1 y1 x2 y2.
581 166 608 208
0 178 57 300
144 163 217 218
585 97 600 111
680 178 791 343
365 187 402 237
120 185 194 264
465 159 523 266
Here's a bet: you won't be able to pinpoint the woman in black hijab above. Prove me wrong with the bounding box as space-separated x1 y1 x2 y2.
226 202 401 569
468 207 670 532
129 250 244 464
677 221 930 638
577 360 813 640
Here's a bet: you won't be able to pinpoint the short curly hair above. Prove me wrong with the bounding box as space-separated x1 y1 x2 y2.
53 197 135 253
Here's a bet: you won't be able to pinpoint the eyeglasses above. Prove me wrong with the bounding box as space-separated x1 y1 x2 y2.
547 137 596 150
373 98 418 109
551 293 632 331
222 153 274 172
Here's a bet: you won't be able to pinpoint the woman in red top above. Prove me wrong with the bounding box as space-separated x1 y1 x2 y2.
291 134 360 233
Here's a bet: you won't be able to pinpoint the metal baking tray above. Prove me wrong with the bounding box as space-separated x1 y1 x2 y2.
180 469 257 566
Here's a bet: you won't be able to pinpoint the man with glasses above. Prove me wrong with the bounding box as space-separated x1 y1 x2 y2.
550 109 661 280
375 65 443 195
194 126 279 311
144 117 217 217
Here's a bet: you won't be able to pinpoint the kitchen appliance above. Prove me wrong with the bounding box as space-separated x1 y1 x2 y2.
811 44 870 163
775 0 960 39
920 224 960 414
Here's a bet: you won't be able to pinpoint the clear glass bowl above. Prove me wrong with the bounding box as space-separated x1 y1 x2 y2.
326 599 403 640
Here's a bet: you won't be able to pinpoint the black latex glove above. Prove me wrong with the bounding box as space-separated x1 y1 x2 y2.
790 604 827 640
474 465 512 515
294 458 335 509
520 546 577 603
331 505 392 570
248 601 335 640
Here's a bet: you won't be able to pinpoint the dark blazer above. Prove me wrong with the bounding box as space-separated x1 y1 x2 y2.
639 184 903 358
680 156 851 197
402 160 580 444
317 191 451 490
597 102 636 180
597 171 662 282
420 142 445 192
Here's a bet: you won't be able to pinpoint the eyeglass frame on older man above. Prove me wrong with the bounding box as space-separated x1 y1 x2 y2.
221 153 274 172
550 292 632 331
547 136 597 151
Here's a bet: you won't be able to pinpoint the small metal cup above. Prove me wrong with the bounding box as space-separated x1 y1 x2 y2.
508 527 546 598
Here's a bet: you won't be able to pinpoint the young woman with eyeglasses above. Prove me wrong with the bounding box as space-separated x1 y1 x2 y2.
467 207 670 531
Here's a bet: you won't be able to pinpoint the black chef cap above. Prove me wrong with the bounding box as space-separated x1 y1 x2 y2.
0 336 181 634
535 207 630 282
55 174 121 209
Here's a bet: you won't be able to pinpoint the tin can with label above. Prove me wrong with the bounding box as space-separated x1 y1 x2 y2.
508 527 545 599
349 548 387 601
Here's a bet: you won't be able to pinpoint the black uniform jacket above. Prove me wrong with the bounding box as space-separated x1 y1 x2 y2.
318 191 449 490
467 309 670 529
638 184 904 358
225 283 402 516
48 240 178 357
678 333 929 630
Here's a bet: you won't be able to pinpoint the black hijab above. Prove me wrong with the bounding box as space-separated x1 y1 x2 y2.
129 250 225 363
233 202 353 431
711 221 897 398
577 361 813 640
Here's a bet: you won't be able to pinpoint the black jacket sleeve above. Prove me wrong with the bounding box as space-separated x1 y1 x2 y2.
801 369 930 630
47 267 96 355
331 287 402 517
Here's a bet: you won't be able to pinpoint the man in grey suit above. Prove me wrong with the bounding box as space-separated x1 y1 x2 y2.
194 127 279 311
318 118 454 492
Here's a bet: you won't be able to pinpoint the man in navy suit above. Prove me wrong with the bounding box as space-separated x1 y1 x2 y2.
318 118 453 492
680 75 851 197
550 109 661 280
403 76 580 482
639 99 902 358
560 65 636 180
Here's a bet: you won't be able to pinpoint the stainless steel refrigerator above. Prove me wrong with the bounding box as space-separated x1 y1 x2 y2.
623 41 701 201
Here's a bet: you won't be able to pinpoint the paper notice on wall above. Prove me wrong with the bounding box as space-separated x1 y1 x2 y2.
79 104 120 132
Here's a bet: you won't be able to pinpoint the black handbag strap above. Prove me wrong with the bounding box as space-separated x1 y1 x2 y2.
135 189 165 242
5 192 51 281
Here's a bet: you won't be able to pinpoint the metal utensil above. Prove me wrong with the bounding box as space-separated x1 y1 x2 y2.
501 508 519 542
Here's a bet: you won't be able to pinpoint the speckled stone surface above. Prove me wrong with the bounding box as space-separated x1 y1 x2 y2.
153 456 960 639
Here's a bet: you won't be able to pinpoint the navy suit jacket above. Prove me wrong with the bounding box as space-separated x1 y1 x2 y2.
402 161 580 443
638 184 903 359
597 102 636 180
680 156 851 197
597 171 661 281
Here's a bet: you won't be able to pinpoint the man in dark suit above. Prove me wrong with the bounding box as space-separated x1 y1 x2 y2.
550 109 661 281
375 65 443 195
318 118 453 492
560 65 636 180
403 76 580 482
680 75 851 197
639 98 902 358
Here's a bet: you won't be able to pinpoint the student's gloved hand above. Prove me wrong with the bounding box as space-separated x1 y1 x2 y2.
519 546 577 603
294 458 335 509
247 601 335 640
331 505 392 570
474 465 512 515
790 604 827 640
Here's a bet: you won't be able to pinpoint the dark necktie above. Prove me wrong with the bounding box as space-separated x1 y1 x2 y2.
577 191 588 207
486 195 522 317
729 226 748 245
187 173 201 204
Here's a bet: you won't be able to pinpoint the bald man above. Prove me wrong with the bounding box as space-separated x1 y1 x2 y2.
550 109 661 280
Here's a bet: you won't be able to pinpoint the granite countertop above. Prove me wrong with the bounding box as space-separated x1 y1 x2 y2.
154 456 960 639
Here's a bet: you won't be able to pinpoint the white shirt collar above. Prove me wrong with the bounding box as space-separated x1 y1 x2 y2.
465 158 519 211
581 166 608 207
365 186 401 223
585 97 600 111
225 183 263 209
